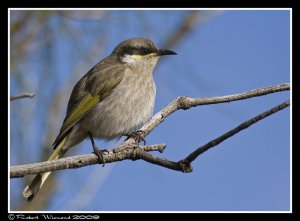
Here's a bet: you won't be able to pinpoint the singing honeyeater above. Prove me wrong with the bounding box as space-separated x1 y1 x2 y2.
23 37 176 201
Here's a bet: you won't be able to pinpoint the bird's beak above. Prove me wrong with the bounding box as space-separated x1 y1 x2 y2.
158 49 177 56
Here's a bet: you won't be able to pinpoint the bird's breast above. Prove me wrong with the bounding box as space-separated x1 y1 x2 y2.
81 69 156 139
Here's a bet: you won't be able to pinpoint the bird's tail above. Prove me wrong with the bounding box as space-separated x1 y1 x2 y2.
22 137 68 202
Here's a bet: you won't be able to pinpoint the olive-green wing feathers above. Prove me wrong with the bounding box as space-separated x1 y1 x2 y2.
52 94 100 148
52 61 124 148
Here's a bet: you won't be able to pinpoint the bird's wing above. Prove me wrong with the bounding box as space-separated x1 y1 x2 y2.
52 62 124 148
52 93 100 148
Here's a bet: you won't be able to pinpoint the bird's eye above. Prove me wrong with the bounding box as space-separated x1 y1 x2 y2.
141 48 150 55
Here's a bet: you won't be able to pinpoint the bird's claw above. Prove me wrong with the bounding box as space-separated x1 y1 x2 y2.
93 147 107 167
126 130 146 145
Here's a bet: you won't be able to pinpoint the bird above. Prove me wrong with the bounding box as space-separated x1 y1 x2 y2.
22 37 177 201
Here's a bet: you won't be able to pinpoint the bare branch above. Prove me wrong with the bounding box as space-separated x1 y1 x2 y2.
10 84 290 178
141 144 166 153
10 144 177 178
116 83 290 152
180 100 290 167
10 93 35 101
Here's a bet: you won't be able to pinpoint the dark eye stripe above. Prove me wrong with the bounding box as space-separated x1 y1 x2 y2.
140 48 152 55
122 47 156 56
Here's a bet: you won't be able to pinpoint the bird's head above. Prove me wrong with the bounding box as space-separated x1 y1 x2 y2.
112 38 177 67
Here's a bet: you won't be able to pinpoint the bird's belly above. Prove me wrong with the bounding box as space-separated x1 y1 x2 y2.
80 77 156 139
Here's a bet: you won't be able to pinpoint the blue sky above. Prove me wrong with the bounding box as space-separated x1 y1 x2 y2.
10 9 290 211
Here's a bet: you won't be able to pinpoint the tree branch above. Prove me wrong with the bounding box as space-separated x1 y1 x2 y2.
180 99 290 170
10 93 35 101
10 84 290 178
141 144 166 153
115 83 290 152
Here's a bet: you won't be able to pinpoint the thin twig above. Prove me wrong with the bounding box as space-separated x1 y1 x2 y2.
10 93 35 101
10 84 290 178
141 144 166 153
179 100 290 171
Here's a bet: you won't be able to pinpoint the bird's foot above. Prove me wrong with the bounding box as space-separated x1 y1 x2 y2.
93 147 108 167
88 132 108 167
125 130 146 145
